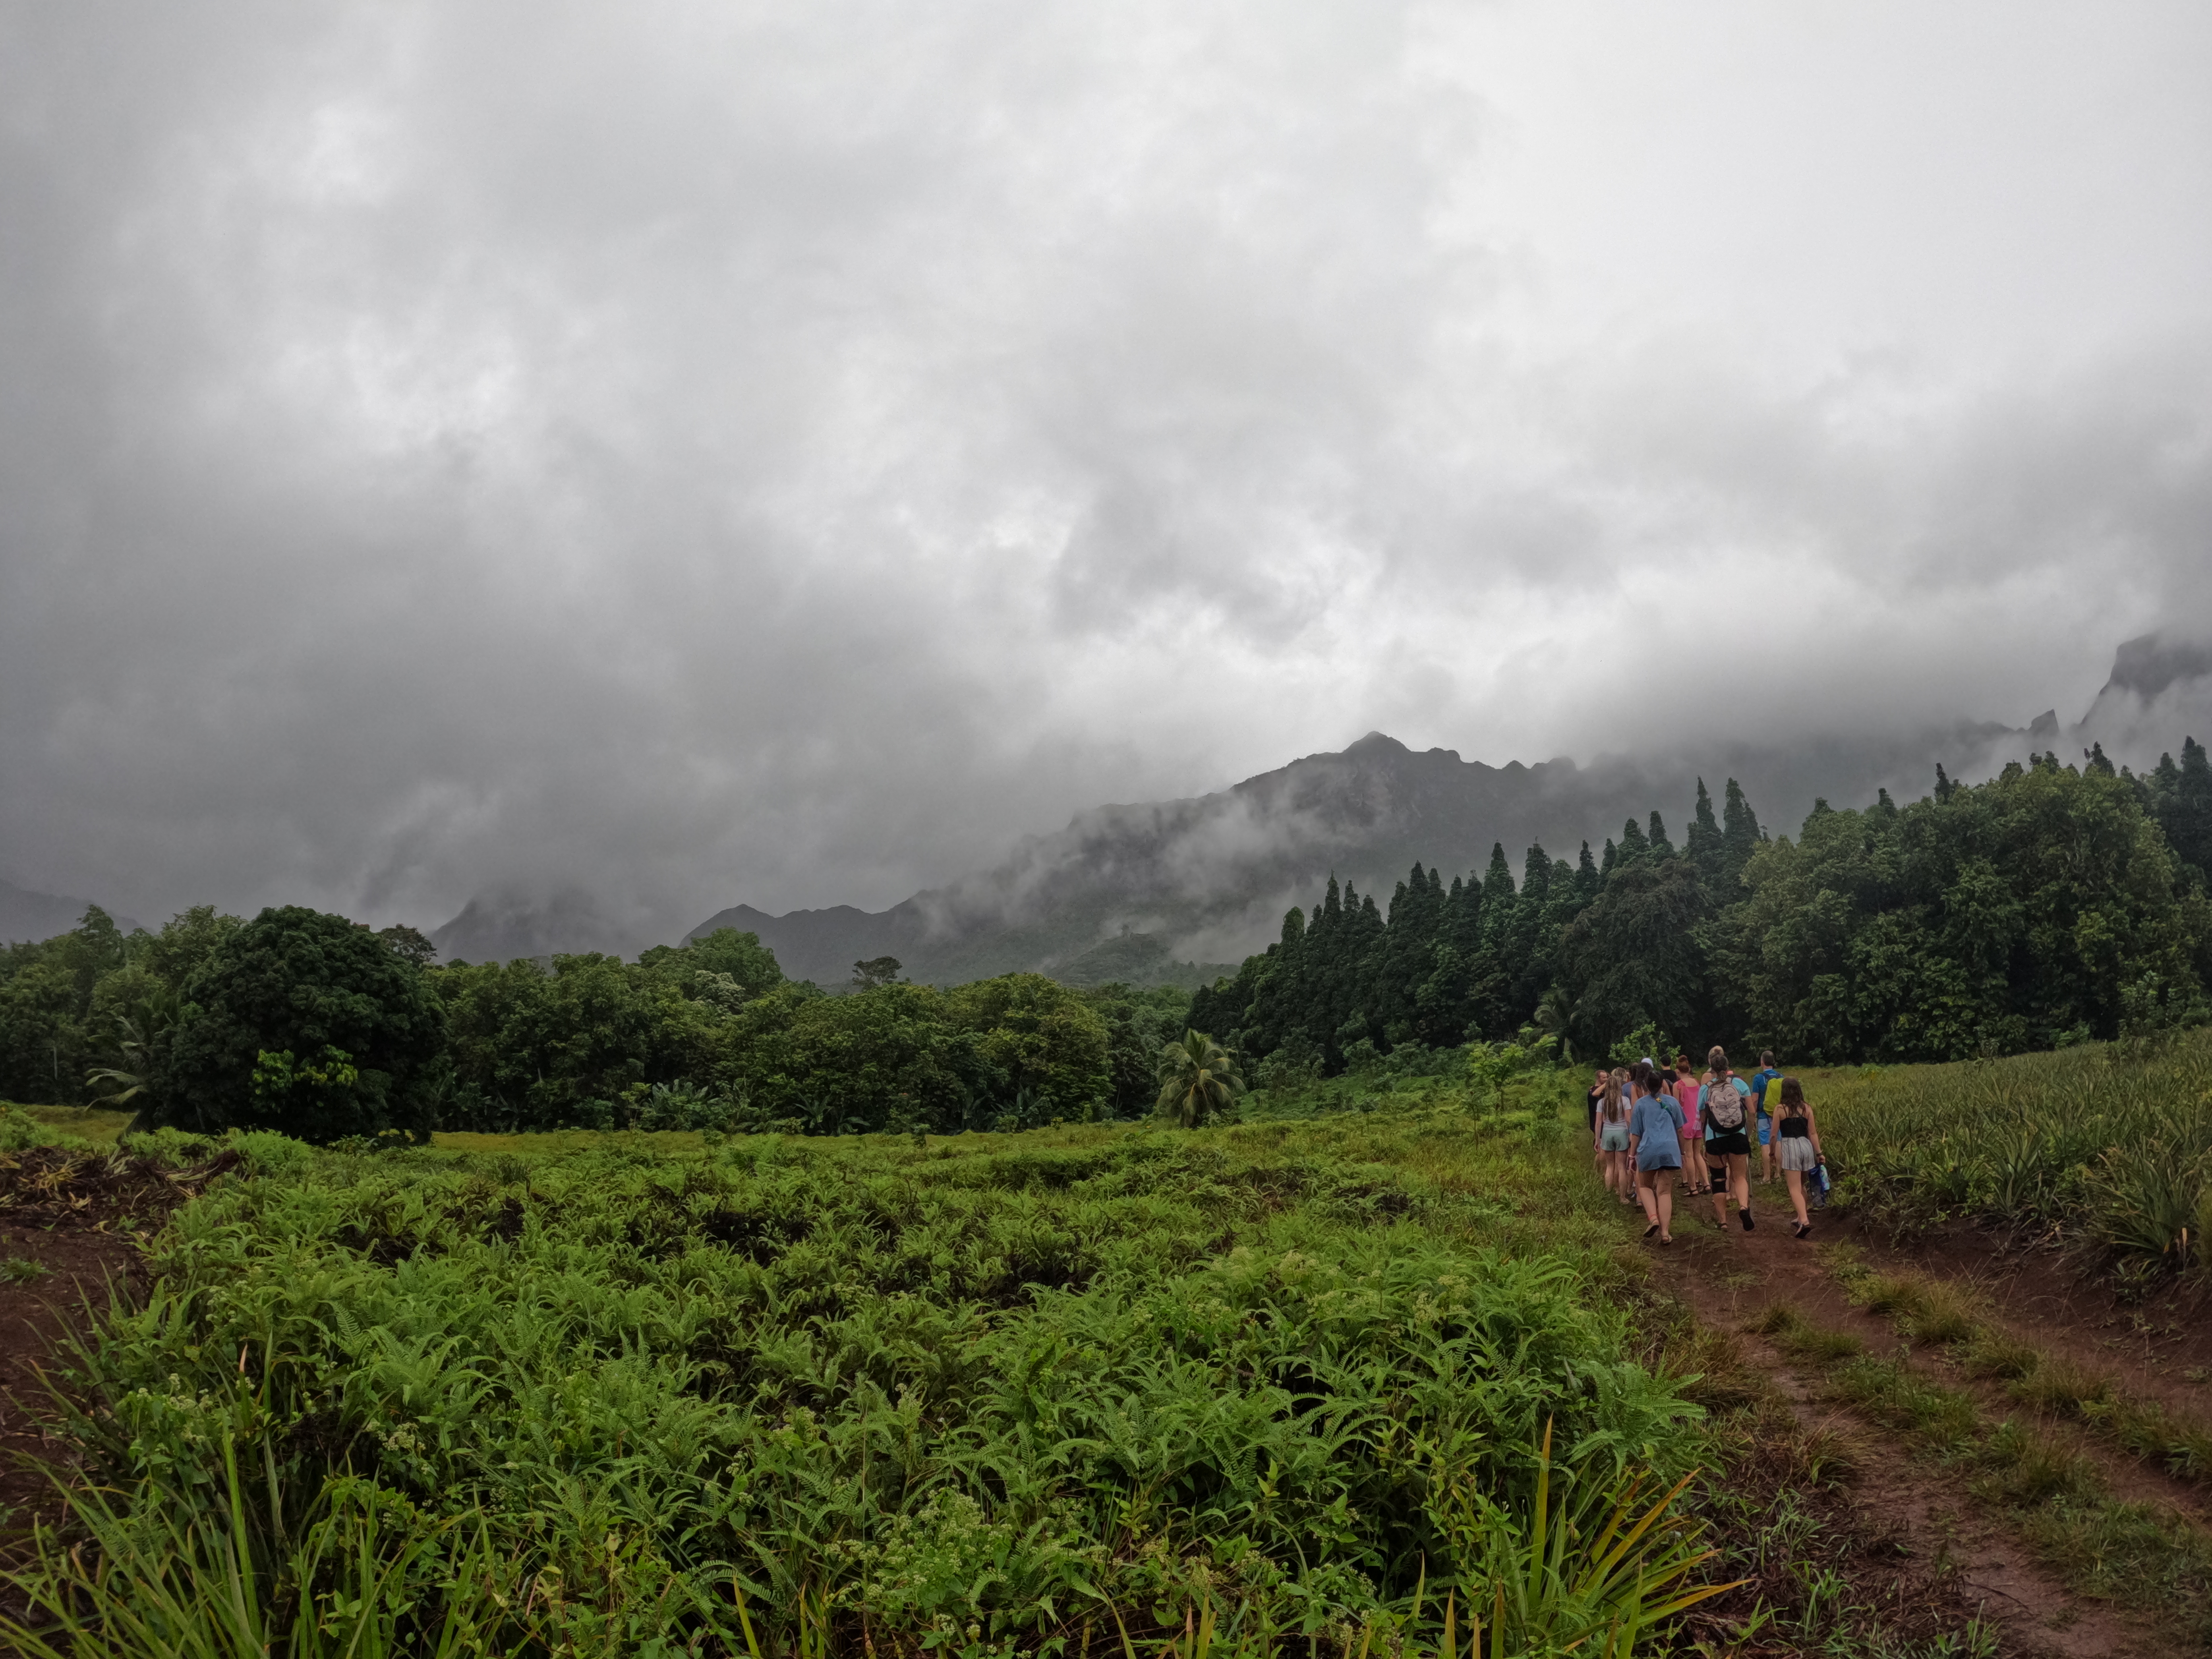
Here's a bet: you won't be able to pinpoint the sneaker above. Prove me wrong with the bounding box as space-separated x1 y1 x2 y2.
1739 1208 1755 1231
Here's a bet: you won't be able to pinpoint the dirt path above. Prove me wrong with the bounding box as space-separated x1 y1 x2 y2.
1850 1216 2212 1435
0 1221 140 1545
1644 1178 2171 1658
0 1144 233 1565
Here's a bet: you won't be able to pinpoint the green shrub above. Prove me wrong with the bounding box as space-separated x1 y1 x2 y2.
21 1118 1692 1650
154 907 445 1144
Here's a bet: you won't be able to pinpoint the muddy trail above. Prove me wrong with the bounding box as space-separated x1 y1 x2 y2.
1643 1172 2206 1657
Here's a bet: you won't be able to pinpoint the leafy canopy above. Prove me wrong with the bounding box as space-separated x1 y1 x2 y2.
157 906 446 1141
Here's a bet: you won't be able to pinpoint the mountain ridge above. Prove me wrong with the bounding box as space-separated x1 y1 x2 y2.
441 630 2212 981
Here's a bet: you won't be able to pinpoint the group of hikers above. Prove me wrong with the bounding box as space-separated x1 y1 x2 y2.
1586 1048 1825 1246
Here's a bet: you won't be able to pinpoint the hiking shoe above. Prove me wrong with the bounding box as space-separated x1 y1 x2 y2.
1739 1209 1755 1231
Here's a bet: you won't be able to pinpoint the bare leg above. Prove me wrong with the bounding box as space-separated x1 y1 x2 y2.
1785 1166 1810 1229
1709 1162 1731 1228
1729 1153 1753 1224
1653 1175 1674 1241
1636 1168 1661 1227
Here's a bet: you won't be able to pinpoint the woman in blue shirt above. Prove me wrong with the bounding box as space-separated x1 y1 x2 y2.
1627 1069 1686 1245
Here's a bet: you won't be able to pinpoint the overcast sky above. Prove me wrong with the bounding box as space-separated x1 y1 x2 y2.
2 0 2208 933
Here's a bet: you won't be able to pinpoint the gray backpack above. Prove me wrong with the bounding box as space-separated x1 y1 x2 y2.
1705 1077 1748 1132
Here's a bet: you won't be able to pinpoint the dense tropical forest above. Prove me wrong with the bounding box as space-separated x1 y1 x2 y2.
0 898 1190 1140
1 741 2208 1144
1195 741 2212 1073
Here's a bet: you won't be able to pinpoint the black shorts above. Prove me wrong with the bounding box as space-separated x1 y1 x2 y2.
1705 1128 1752 1158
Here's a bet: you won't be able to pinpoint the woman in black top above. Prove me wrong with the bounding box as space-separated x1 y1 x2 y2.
1774 1075 1824 1239
1700 1046 1757 1232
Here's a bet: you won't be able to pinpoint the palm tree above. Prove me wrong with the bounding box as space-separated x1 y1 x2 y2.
83 1004 171 1111
1530 987 1574 1064
83 985 180 1118
1154 1029 1245 1129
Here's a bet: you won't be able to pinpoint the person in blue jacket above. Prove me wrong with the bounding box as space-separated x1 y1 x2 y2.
1627 1067 1686 1245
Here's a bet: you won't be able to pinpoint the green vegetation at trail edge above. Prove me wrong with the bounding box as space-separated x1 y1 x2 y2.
3 1108 1707 1655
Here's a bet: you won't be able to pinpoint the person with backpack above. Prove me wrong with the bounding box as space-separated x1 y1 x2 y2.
1773 1076 1825 1238
1627 1067 1685 1245
1747 1050 1783 1183
1699 1046 1756 1231
1593 1069 1634 1204
1697 1061 1730 1201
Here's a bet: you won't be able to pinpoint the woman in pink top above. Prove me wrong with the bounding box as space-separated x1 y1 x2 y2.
1671 1054 1705 1195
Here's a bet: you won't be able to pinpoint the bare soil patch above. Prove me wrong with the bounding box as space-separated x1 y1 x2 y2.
0 1146 234 1555
0 1222 141 1547
1849 1215 2212 1433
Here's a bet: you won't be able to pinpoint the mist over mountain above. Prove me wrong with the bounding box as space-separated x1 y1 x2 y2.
661 632 2212 988
0 878 135 947
429 889 637 967
10 634 2208 975
683 727 1977 987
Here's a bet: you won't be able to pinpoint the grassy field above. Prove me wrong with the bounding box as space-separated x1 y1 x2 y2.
8 1036 2212 1655
2 1099 1736 1657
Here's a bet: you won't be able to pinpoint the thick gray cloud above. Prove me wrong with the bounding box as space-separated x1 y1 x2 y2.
1 0 2207 941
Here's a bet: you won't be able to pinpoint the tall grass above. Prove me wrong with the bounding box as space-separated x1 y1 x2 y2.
4 1108 1705 1654
1808 1027 2212 1271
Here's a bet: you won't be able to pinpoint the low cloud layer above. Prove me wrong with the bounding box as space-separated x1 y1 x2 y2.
2 0 2208 942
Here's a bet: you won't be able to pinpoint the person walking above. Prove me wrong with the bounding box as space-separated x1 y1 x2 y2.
1773 1076 1824 1238
1627 1068 1685 1244
1699 1046 1756 1231
1586 1068 1610 1178
1697 1061 1730 1203
1748 1050 1782 1183
1671 1054 1704 1196
1594 1071 1634 1204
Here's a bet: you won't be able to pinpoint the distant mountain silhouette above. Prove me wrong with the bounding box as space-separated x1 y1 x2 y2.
423 636 2212 985
2079 630 2212 723
686 723 2026 986
0 878 135 945
429 887 634 965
